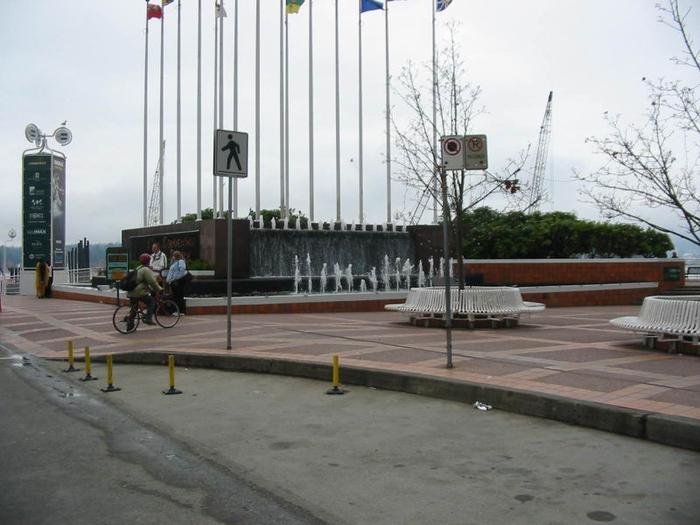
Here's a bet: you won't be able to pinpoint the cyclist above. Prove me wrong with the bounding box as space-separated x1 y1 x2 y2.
127 253 163 326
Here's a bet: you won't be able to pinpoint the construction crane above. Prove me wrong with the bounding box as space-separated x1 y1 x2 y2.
528 91 553 213
147 141 165 226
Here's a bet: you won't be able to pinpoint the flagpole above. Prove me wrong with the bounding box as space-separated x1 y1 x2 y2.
432 0 438 224
159 1 165 225
197 0 202 220
143 12 149 227
218 0 225 218
279 0 284 218
334 0 341 222
233 0 238 218
308 0 314 222
176 0 182 220
213 2 218 215
284 8 290 216
255 0 261 219
385 0 391 224
358 0 364 224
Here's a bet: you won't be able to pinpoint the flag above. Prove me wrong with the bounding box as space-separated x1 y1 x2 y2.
436 0 452 12
361 0 383 13
215 2 227 17
286 0 305 14
162 0 174 6
147 3 162 19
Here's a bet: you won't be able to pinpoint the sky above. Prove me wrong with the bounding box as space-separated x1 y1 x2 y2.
1 0 698 253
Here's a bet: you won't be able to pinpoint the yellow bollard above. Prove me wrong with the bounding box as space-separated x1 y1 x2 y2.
326 354 345 395
80 346 97 382
100 354 121 393
162 354 182 395
63 340 80 373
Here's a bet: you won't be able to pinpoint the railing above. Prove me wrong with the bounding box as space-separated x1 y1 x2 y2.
67 267 93 285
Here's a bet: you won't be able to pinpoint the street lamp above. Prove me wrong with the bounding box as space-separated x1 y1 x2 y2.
2 228 16 275
25 123 72 151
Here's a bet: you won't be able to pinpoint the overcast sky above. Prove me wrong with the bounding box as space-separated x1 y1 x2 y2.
1 0 698 252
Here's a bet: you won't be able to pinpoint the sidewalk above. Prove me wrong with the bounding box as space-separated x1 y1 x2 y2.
2 295 700 432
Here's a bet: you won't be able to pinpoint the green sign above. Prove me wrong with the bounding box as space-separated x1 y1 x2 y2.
22 155 52 269
663 266 681 281
106 247 129 283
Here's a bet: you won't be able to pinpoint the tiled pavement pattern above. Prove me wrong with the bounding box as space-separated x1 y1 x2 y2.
2 295 700 421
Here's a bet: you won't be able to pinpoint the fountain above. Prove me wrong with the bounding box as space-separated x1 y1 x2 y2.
359 279 367 292
382 255 391 291
368 267 378 293
306 253 312 293
248 216 254 229
320 263 328 294
428 256 434 286
402 259 413 290
271 217 276 230
282 218 289 230
439 257 445 278
334 263 343 292
449 258 455 279
418 260 425 288
345 264 354 292
394 258 401 292
295 218 301 230
293 255 301 294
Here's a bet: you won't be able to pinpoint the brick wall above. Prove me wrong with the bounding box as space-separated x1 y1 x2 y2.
463 259 685 293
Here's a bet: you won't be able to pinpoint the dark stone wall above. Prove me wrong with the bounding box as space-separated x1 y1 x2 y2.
122 221 446 280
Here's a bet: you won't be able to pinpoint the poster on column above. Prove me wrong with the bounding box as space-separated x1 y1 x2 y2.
22 155 52 269
51 156 66 269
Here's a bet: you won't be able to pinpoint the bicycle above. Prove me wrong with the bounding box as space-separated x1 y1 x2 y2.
112 293 181 334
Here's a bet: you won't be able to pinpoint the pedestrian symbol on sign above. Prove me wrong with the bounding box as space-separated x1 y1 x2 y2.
214 129 248 178
222 134 242 171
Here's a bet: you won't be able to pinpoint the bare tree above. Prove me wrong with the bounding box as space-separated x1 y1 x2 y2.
392 25 528 288
578 0 700 248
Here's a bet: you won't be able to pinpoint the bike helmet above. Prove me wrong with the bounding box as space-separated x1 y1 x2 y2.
139 253 151 266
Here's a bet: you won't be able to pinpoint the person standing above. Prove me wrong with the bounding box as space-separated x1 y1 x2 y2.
150 242 168 278
45 261 53 298
128 253 163 326
166 250 188 314
34 259 49 298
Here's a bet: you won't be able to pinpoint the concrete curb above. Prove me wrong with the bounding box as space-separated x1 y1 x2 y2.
59 351 700 452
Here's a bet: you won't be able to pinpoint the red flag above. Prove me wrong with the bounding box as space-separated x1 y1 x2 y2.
147 4 162 20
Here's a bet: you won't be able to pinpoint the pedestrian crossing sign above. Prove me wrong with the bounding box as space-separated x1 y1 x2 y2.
214 129 248 178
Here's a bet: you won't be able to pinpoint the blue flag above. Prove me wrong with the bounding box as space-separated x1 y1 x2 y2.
361 0 383 13
436 0 452 12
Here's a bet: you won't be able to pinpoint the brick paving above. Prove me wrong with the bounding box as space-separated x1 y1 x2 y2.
2 295 700 421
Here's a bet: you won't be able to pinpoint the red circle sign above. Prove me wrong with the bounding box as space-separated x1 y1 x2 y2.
443 138 462 155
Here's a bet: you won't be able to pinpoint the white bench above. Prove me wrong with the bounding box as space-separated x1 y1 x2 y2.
385 286 545 327
610 295 700 350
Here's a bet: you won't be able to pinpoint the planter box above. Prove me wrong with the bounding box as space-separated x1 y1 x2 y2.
189 270 215 277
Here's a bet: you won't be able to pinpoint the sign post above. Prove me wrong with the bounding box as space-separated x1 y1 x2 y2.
440 134 489 369
214 129 249 350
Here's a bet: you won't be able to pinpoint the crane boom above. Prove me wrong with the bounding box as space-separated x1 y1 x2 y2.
147 141 165 226
529 91 553 212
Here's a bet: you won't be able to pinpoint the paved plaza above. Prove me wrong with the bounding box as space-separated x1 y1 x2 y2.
1 295 700 422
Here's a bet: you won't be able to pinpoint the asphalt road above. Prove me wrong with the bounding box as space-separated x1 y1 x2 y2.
0 350 325 525
2 350 699 525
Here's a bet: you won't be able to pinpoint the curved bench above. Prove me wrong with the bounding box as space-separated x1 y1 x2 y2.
610 295 700 349
385 286 544 326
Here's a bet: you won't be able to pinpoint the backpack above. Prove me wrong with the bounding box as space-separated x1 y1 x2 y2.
119 269 139 292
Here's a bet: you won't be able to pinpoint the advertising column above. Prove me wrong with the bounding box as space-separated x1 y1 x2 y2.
22 154 52 269
51 155 66 269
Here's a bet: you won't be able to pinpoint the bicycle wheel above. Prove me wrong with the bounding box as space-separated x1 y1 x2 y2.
155 299 180 328
113 305 139 334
